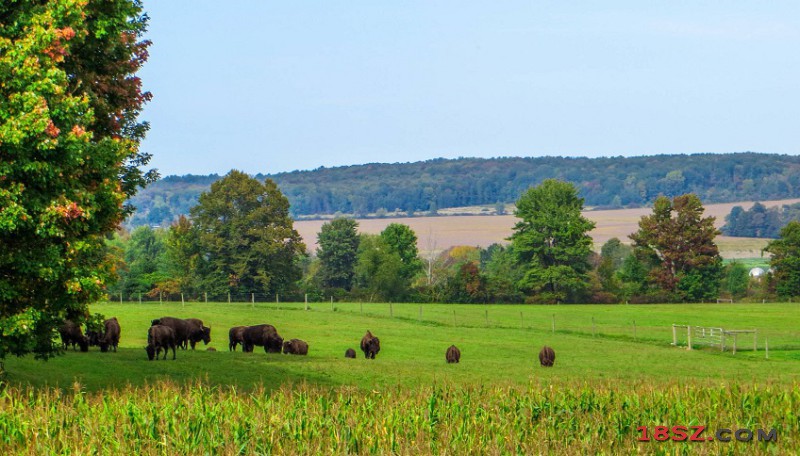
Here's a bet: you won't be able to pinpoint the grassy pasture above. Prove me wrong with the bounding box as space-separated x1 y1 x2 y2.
4 301 800 391
3 301 800 454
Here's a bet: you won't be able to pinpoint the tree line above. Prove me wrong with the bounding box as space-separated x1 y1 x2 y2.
126 153 800 228
722 202 800 238
110 172 800 307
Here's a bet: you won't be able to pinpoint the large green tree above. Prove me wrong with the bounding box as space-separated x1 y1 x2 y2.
0 0 154 364
630 194 722 301
190 171 306 297
316 217 360 291
509 179 596 303
764 221 800 298
380 223 422 280
354 234 407 302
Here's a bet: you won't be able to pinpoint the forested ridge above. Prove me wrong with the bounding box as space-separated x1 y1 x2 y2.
127 152 800 227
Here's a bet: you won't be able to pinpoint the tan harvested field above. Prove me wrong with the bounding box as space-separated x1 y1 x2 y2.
294 198 800 259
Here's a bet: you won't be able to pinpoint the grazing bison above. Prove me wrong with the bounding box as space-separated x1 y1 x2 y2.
446 345 461 363
151 317 197 350
345 348 356 359
242 324 283 353
229 326 247 351
539 346 556 367
360 330 381 359
59 320 89 352
146 325 177 360
282 339 309 355
99 317 121 353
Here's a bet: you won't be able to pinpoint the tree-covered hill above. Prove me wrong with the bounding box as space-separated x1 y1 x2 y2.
126 152 800 227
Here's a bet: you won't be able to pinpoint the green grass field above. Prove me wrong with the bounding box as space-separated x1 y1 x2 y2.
3 301 799 453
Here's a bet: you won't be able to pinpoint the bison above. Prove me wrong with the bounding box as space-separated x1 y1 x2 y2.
282 339 309 355
99 317 121 353
360 330 380 359
446 345 461 363
345 348 356 358
146 325 177 360
151 317 203 350
242 324 283 353
59 320 89 352
228 326 247 351
186 318 211 350
539 346 555 367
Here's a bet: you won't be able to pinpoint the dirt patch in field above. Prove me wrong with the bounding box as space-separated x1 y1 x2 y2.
294 198 800 259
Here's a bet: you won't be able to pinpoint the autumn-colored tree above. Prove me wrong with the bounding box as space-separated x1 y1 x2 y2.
0 0 155 365
190 171 306 297
510 179 596 303
629 194 722 301
764 221 800 298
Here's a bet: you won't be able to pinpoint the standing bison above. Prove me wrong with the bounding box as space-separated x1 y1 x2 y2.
282 339 309 355
360 330 381 359
146 325 177 360
539 346 556 367
151 317 209 350
99 317 121 353
446 345 461 363
228 326 247 351
59 320 89 352
242 324 283 353
344 348 356 359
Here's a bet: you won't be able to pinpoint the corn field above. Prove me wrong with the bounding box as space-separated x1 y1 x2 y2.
0 380 796 455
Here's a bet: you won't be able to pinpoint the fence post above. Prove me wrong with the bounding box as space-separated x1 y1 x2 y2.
390 303 393 317
672 325 677 346
485 309 489 327
633 320 637 341
552 314 555 334
304 294 308 311
331 296 334 311
419 305 422 319
159 292 162 305
733 333 738 355
276 293 279 304
721 332 725 352
251 293 255 305
204 292 207 304
120 292 123 304
754 329 758 352
138 293 142 305
181 293 185 307
687 326 692 350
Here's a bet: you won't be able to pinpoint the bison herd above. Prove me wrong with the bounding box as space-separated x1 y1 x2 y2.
58 316 557 368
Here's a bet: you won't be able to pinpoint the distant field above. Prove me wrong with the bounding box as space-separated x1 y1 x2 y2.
294 198 800 258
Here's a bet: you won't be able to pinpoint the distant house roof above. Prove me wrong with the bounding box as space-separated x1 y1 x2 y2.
749 267 766 277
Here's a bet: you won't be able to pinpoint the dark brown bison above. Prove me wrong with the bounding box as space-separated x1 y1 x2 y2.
282 339 309 355
242 324 283 353
99 317 121 353
446 345 461 363
146 325 177 360
539 346 555 367
345 348 356 358
228 326 247 351
185 318 211 350
59 320 89 352
151 317 202 350
360 330 380 359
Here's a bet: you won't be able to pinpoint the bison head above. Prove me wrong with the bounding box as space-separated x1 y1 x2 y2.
201 326 211 345
145 345 156 361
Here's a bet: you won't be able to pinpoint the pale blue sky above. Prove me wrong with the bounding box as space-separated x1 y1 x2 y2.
138 1 800 177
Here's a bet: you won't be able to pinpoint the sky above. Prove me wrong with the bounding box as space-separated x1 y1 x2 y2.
138 1 800 177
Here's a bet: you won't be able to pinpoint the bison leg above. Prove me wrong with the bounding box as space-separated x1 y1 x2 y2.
171 343 176 360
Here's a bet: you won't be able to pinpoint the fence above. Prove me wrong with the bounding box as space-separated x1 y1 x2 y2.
671 324 758 354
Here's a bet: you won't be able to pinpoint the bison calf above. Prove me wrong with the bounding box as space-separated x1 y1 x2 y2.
539 346 555 367
283 339 309 355
345 348 356 358
146 325 177 360
360 330 381 359
446 345 461 363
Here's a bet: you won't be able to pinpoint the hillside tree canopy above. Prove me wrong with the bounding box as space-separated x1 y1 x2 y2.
0 0 155 365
